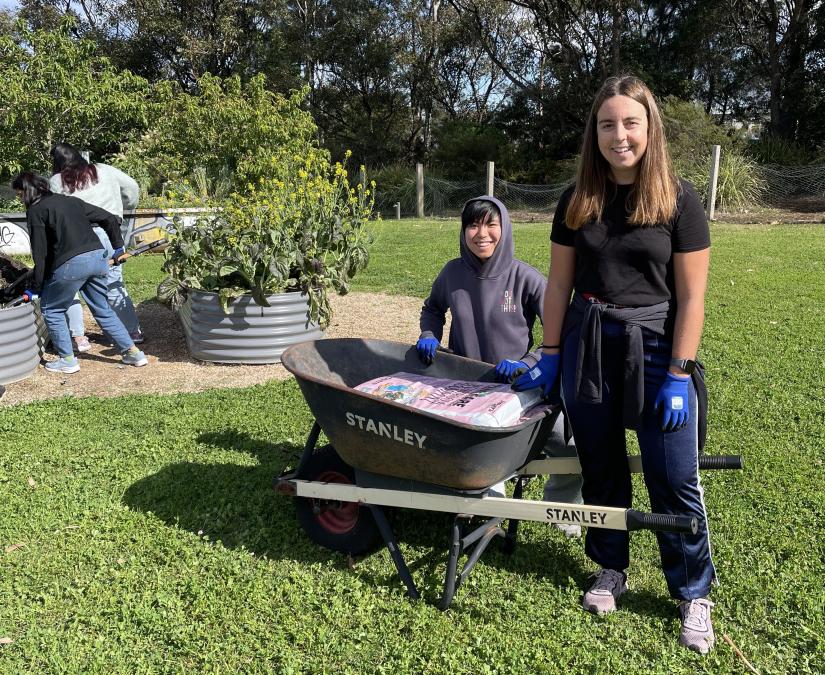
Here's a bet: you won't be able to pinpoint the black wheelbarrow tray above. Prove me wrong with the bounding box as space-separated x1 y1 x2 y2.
275 338 742 609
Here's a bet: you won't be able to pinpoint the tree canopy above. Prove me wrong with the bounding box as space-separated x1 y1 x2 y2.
3 0 823 182
0 16 149 177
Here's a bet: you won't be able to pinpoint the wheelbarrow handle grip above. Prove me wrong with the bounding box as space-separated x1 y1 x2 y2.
698 454 743 470
626 509 698 534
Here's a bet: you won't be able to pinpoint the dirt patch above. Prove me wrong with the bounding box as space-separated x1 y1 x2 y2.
715 208 825 224
1 292 450 407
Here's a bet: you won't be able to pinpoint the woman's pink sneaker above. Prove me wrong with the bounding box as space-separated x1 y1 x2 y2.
74 336 91 353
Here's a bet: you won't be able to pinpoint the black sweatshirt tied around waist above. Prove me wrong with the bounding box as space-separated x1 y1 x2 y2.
562 292 669 428
561 292 708 448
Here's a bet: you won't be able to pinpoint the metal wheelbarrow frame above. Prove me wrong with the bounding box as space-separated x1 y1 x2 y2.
275 338 742 609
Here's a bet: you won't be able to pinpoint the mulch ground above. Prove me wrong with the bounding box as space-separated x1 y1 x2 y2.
0 292 444 407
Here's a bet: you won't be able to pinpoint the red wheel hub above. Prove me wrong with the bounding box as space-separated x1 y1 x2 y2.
313 470 359 534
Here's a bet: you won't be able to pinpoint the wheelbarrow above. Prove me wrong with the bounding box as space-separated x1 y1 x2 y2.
275 338 742 609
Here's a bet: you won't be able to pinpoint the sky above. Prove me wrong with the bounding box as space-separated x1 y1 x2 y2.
0 0 18 10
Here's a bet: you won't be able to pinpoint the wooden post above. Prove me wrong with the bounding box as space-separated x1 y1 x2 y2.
486 161 495 196
706 145 721 221
416 163 424 218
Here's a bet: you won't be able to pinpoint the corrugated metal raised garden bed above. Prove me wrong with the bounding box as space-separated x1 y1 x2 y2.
178 289 323 364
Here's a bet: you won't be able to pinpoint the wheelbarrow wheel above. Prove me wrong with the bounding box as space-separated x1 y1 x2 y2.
295 445 380 556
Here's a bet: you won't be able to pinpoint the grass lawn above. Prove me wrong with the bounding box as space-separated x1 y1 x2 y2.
1 221 823 672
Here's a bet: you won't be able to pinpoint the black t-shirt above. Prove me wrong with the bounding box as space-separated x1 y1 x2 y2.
550 179 710 306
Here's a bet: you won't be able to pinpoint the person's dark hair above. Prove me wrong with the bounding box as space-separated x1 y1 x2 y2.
461 199 501 229
50 142 98 193
11 172 53 208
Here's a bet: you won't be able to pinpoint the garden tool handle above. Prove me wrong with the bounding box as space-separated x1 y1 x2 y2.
6 295 26 307
698 455 743 470
5 269 32 293
625 509 698 534
108 238 169 266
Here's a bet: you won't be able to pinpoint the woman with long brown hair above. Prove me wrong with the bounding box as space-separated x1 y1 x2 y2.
49 143 143 352
514 75 716 654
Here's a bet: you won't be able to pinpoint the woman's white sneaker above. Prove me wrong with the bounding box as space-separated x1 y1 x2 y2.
679 598 715 654
122 348 148 367
45 356 80 374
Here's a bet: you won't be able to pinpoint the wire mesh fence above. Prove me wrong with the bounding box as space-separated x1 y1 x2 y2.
373 174 571 219
492 178 571 215
759 164 825 211
372 162 825 220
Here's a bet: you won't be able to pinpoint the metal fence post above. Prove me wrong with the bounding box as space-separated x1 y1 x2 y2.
706 145 721 221
416 163 424 218
486 161 495 196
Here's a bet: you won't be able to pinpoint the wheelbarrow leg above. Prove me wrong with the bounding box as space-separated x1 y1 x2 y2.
369 505 420 601
457 518 505 586
439 517 463 610
503 476 529 553
440 515 506 610
294 422 322 477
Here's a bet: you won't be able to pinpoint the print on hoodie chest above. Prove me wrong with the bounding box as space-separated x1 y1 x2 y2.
500 289 518 313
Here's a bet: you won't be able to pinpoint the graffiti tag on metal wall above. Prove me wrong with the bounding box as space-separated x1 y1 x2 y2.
0 225 14 247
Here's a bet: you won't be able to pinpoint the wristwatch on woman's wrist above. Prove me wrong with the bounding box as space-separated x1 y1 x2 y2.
669 358 696 374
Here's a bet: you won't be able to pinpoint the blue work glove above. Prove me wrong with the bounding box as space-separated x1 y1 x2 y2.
654 372 690 432
111 247 126 265
494 359 528 382
22 289 38 302
512 352 560 397
416 336 439 364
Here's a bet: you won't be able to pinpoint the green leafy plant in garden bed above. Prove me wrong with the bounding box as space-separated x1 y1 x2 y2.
157 150 375 328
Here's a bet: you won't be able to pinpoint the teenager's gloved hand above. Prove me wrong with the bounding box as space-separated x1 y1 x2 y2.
416 336 439 364
22 289 38 302
512 352 560 397
111 247 126 265
494 359 527 382
655 372 690 431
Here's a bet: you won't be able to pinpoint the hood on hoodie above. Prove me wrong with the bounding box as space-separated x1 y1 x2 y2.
459 195 514 279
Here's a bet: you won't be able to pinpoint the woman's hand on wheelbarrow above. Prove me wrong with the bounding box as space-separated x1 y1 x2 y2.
494 359 527 382
512 352 560 397
416 336 439 364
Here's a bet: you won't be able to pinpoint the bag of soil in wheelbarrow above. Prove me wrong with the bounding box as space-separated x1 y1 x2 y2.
355 372 544 428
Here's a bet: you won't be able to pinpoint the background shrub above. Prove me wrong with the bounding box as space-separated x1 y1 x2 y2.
114 75 319 196
746 135 816 165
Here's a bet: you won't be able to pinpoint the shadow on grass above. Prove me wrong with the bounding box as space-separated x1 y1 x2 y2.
123 428 675 618
122 428 341 565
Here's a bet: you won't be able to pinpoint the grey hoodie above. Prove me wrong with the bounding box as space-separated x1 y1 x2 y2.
419 196 546 365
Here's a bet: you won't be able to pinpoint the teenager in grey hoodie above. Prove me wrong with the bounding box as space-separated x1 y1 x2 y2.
415 196 583 528
417 196 545 369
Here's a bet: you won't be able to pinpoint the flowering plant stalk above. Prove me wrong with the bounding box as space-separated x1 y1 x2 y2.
158 149 375 328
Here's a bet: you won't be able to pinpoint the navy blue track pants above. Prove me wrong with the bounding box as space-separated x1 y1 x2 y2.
561 319 716 600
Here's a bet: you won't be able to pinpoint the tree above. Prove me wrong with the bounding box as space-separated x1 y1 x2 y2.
0 17 149 179
733 0 824 138
115 73 320 193
19 0 298 91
